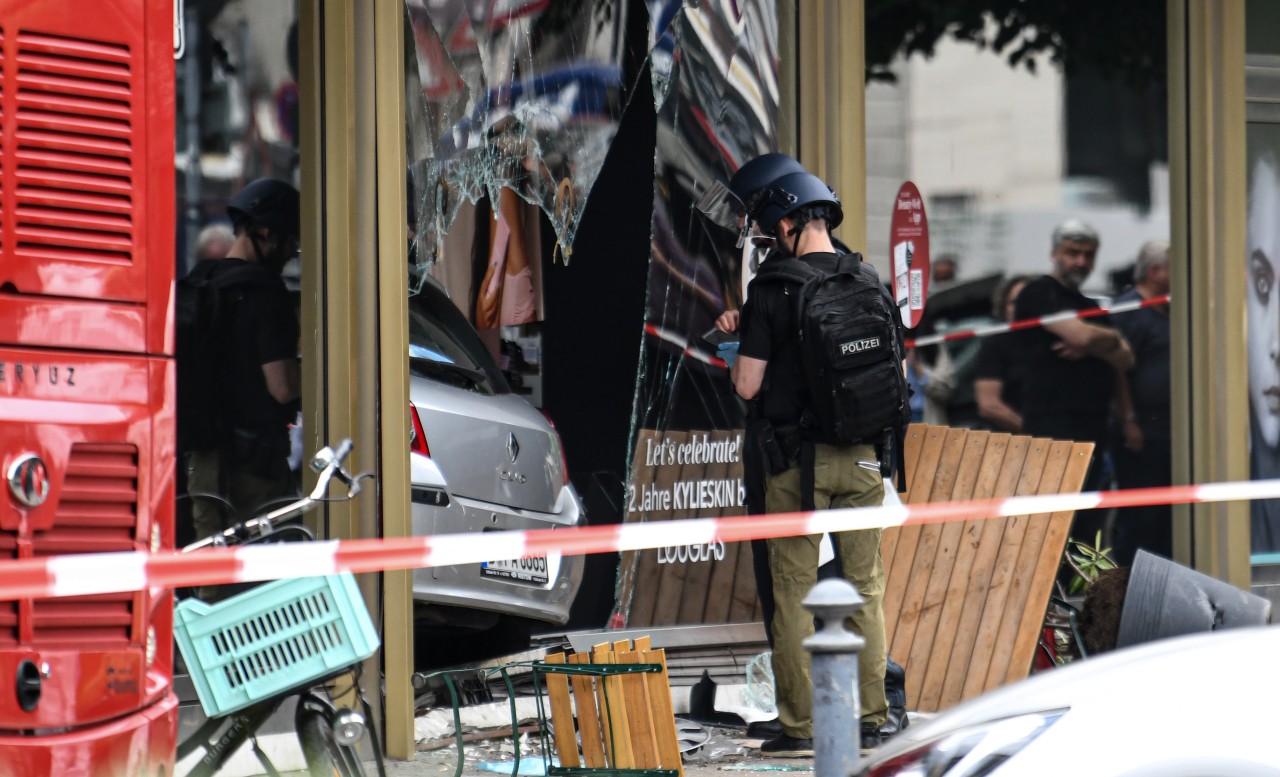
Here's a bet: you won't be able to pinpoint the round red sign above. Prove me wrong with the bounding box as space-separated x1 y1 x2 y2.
889 182 930 329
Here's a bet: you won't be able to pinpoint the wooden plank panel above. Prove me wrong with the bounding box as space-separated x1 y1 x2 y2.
889 427 968 665
980 440 1073 692
592 642 634 768
917 432 1008 711
937 433 1029 709
635 637 684 777
883 425 949 645
543 652 580 768
958 436 1052 701
898 423 929 503
1003 442 1095 685
903 429 988 706
881 424 930 566
616 642 659 769
569 652 607 767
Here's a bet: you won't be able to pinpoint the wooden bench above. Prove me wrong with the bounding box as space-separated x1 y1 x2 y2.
541 637 684 776
886 423 1094 711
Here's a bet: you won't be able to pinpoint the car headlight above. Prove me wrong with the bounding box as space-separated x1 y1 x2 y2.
860 710 1066 777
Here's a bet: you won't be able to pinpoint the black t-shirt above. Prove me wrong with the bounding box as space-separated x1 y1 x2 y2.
211 259 300 433
738 252 900 427
1112 288 1170 442
1013 274 1115 443
739 258 812 426
972 332 1024 412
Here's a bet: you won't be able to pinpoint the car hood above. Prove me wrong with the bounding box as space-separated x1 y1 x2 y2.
409 376 565 513
872 625 1280 764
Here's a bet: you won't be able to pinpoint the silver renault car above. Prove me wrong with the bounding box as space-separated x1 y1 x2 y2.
407 278 585 649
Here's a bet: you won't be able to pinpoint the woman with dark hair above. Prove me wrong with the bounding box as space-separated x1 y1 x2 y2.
972 274 1034 432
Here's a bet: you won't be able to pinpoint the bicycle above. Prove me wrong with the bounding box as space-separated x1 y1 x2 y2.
174 440 386 777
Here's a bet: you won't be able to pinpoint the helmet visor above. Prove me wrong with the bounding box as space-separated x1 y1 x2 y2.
694 180 747 231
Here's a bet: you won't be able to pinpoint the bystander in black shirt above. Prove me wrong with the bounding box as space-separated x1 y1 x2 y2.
1013 275 1115 444
972 332 1026 420
1111 288 1170 442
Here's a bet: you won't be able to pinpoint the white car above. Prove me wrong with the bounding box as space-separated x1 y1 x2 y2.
407 278 585 661
856 625 1280 776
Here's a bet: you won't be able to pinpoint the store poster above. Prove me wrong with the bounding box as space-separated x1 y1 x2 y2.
1247 122 1280 554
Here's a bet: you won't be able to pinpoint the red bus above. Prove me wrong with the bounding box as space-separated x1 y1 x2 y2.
0 0 179 773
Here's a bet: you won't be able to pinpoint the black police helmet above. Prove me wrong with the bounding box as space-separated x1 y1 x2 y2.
728 153 806 204
227 178 300 239
749 171 842 234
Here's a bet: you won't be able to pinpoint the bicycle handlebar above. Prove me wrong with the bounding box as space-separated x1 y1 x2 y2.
181 438 362 553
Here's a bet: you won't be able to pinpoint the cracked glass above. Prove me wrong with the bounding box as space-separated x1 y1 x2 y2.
402 0 780 629
615 1 780 628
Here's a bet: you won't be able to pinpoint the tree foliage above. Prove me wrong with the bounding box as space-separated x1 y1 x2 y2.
866 0 1166 87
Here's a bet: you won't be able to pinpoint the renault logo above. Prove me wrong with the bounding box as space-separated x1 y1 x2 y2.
506 433 520 463
8 454 50 508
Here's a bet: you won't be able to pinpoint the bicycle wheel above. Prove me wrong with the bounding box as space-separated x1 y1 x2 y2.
297 707 368 777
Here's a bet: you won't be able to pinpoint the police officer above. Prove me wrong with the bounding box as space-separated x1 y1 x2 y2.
184 178 302 547
711 163 892 757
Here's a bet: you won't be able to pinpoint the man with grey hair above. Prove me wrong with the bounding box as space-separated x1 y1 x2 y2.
1110 239 1171 564
1014 220 1134 543
193 222 235 268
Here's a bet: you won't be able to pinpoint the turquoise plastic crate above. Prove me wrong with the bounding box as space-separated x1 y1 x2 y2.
174 573 381 717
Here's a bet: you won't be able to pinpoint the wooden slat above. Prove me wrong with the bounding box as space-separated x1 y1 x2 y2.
543 652 580 768
958 436 1052 701
889 427 969 666
935 433 1028 709
594 642 634 767
916 431 1008 711
1003 441 1095 684
897 422 929 504
616 644 659 769
980 439 1073 692
635 637 684 777
569 652 608 767
881 423 929 564
902 429 988 705
883 425 949 643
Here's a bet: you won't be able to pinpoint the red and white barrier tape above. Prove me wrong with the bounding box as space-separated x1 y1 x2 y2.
904 293 1170 349
647 296 1170 364
644 322 722 367
0 473 1273 601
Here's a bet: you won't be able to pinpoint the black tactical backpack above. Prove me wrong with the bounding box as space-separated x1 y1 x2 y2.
754 252 911 488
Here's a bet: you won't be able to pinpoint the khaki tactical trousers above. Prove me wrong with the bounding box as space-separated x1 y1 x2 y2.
765 441 888 739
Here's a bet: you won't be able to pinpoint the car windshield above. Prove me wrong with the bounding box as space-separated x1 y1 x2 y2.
408 282 509 396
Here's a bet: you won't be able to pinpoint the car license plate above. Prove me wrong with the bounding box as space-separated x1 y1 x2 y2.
482 555 551 585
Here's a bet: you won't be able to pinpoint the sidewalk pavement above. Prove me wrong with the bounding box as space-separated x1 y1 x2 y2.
361 726 830 777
